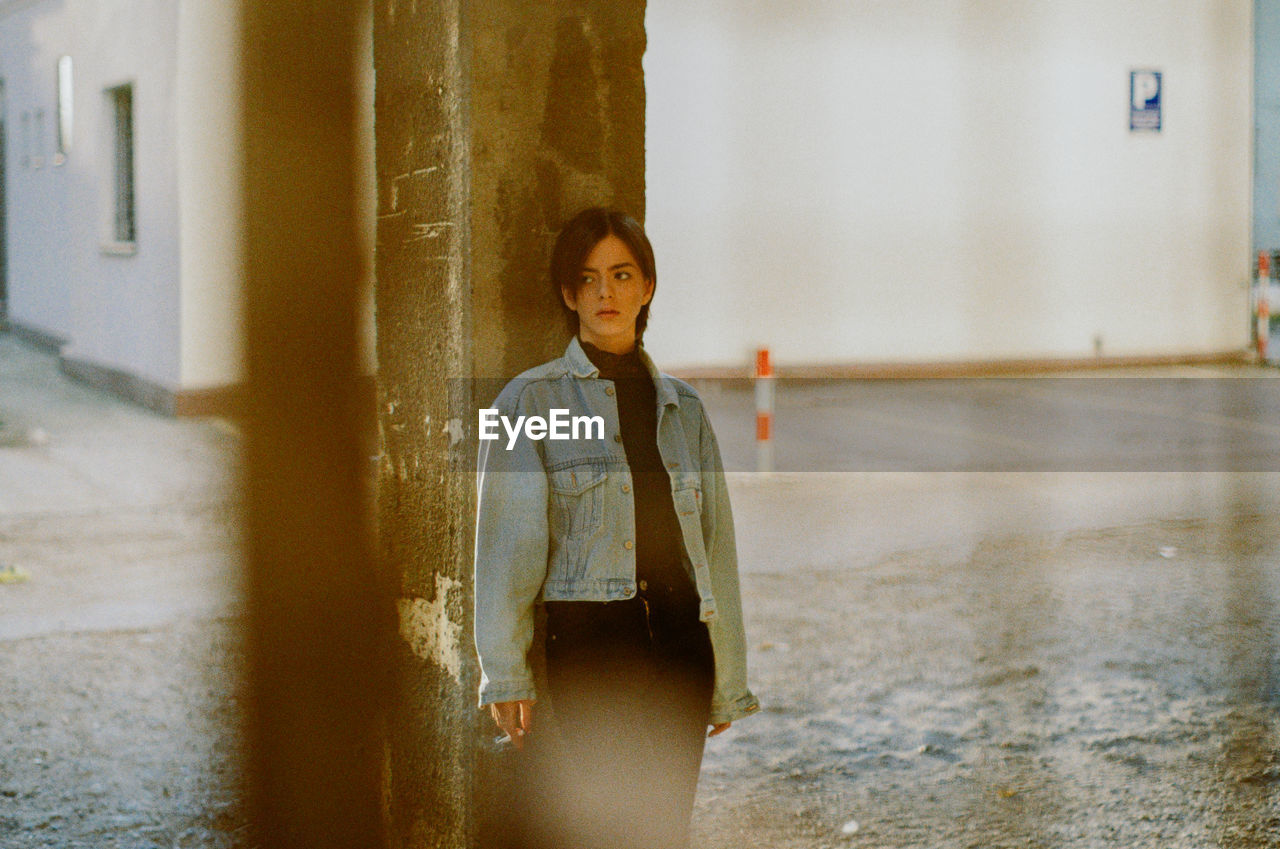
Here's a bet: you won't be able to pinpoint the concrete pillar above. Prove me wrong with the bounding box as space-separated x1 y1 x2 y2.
239 2 394 848
372 1 645 846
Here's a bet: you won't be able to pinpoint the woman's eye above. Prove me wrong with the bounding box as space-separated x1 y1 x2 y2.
616 271 631 281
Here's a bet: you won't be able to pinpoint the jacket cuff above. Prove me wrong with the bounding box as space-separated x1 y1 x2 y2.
710 691 761 725
477 679 537 708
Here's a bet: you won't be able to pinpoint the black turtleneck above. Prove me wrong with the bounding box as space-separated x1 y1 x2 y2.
580 340 698 613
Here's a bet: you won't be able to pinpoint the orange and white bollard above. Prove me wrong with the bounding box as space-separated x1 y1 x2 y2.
755 347 774 473
1259 252 1271 362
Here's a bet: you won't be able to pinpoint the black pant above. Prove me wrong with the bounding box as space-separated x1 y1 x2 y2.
538 595 715 849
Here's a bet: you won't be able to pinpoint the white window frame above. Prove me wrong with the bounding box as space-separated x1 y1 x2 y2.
55 55 72 165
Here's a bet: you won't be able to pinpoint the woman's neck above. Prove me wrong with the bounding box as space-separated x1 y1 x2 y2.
579 330 636 355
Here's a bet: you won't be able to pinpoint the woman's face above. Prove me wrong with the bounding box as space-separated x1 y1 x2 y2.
562 234 654 354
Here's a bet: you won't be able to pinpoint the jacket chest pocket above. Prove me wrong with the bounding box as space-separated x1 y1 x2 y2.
548 460 608 540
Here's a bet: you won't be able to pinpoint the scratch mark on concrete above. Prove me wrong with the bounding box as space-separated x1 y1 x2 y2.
407 221 456 243
389 167 443 212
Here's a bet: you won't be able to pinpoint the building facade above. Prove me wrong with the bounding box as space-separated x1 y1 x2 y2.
0 0 244 413
645 0 1258 371
0 1 1270 411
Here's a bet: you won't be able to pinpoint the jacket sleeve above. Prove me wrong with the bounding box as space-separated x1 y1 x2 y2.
698 407 761 725
473 387 549 707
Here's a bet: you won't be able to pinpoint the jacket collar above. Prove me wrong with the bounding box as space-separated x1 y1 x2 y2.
564 336 680 408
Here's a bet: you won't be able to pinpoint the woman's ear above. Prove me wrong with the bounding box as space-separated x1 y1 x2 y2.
561 285 578 311
642 277 655 306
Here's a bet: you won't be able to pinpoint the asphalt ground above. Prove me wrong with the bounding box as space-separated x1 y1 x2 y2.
694 367 1280 473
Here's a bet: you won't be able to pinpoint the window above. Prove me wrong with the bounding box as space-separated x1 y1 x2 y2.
106 84 134 244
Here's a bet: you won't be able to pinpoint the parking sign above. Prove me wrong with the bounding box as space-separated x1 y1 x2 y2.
1130 70 1162 132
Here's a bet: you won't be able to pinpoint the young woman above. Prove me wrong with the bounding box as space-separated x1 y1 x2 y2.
474 207 758 849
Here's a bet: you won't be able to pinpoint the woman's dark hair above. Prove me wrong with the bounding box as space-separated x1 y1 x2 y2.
550 207 657 342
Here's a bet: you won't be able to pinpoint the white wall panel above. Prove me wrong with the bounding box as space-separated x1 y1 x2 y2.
645 0 1253 368
176 0 242 389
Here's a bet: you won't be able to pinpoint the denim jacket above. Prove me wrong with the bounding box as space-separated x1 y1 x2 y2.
474 336 760 725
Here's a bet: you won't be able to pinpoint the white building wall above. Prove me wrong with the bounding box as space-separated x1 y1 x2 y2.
1 0 74 343
3 0 372 398
644 0 1254 369
2 0 184 388
176 0 242 390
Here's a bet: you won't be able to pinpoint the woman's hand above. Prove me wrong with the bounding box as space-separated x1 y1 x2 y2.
708 721 732 737
489 699 535 750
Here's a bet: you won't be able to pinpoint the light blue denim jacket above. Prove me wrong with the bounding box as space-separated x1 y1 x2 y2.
474 337 760 725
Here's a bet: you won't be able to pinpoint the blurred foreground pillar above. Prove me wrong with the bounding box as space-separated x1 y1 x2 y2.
373 1 645 846
240 2 393 848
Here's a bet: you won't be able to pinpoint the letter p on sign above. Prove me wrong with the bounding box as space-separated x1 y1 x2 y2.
1132 71 1160 109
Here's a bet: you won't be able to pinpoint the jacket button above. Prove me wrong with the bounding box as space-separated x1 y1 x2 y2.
613 434 622 443
621 483 631 493
638 579 648 591
624 540 634 550
605 386 615 396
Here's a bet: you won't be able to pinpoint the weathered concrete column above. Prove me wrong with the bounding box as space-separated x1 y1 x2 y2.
372 1 645 846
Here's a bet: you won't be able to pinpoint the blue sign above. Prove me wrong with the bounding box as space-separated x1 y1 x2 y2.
1130 70 1162 132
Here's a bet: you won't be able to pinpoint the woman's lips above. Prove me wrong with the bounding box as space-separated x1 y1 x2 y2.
596 309 620 317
